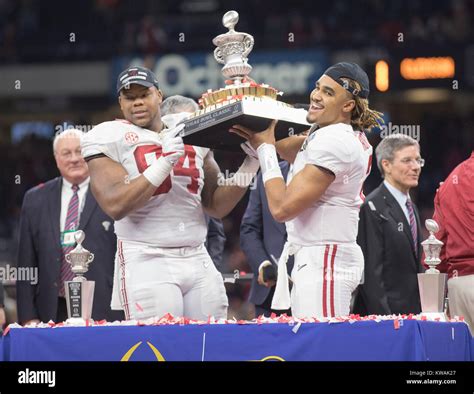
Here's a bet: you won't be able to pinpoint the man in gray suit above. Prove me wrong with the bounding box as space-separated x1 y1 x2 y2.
16 129 124 324
240 161 292 317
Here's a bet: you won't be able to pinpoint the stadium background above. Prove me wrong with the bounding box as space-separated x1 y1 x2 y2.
0 0 472 322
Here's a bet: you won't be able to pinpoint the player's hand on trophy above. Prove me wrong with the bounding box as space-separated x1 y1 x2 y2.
230 119 278 151
162 124 185 165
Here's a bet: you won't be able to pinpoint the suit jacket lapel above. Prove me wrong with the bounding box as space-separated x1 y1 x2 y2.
78 187 97 230
380 184 417 259
48 177 62 248
275 221 287 236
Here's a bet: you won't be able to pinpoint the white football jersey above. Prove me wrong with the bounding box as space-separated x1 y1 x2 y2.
286 123 373 245
81 113 210 247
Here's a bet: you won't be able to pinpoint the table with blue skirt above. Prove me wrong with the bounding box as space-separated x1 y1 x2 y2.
1 319 472 361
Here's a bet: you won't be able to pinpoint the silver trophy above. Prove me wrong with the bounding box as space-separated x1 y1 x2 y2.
64 230 95 321
213 10 254 83
417 219 447 320
181 10 310 151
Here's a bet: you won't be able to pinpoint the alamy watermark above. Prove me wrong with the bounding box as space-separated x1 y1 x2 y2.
218 170 257 190
18 368 55 388
380 122 420 141
0 264 38 285
54 122 95 134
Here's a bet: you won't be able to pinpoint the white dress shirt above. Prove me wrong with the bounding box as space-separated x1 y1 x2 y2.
383 180 411 224
60 177 90 232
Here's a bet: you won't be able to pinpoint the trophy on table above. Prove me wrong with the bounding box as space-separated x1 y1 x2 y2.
180 10 310 151
417 219 447 321
64 230 95 322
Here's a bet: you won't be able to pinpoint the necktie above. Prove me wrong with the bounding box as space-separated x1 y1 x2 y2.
405 199 418 256
59 184 79 297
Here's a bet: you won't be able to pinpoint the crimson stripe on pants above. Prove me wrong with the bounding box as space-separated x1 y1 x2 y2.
329 244 338 317
118 241 130 320
322 244 330 317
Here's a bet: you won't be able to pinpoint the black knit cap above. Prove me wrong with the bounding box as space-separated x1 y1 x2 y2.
323 62 370 98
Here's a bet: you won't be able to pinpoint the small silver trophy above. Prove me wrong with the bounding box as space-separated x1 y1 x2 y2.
64 230 95 322
181 10 310 151
417 219 447 320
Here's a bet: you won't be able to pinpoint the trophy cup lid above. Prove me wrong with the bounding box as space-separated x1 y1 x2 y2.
222 10 239 33
213 11 249 44
425 219 439 233
74 229 85 245
69 230 88 255
421 219 444 247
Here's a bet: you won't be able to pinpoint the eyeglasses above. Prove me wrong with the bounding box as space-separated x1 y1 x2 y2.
399 158 425 167
58 150 83 160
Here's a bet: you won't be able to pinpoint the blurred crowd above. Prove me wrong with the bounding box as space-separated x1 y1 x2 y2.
0 0 472 62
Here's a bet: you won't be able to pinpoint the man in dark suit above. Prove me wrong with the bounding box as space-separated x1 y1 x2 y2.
205 216 226 272
240 161 292 317
353 134 425 316
16 129 124 324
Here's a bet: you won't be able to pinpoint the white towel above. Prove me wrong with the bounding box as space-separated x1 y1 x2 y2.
271 242 301 310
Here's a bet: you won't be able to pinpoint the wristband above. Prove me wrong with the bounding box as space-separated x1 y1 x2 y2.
142 156 174 187
257 143 283 183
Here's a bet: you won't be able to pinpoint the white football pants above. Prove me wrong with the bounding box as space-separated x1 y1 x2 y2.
290 243 364 318
112 240 228 321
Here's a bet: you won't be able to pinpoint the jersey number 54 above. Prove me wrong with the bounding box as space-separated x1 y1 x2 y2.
134 145 200 196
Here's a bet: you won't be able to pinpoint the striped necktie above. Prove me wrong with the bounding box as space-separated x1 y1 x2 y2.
59 184 79 297
405 199 418 256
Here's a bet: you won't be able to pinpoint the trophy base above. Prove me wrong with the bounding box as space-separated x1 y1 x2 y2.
420 312 448 322
418 272 447 314
65 317 89 326
181 98 310 151
64 279 95 321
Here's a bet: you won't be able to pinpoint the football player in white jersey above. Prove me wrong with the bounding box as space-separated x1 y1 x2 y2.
81 66 259 321
231 62 384 318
